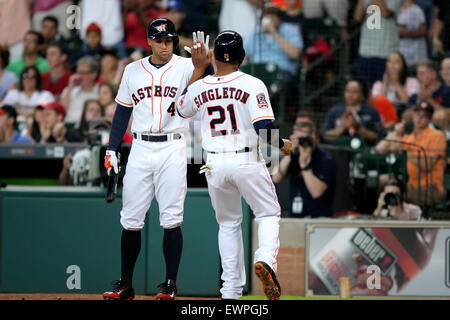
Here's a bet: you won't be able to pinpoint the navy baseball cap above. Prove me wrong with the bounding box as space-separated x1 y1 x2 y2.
412 101 434 118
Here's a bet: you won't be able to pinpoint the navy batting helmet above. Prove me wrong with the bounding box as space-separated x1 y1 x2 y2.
214 31 246 65
147 18 179 49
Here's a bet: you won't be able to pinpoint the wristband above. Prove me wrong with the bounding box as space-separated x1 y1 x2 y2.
300 163 312 171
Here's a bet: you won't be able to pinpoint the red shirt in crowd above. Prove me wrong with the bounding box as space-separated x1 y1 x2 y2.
124 8 160 52
42 70 72 96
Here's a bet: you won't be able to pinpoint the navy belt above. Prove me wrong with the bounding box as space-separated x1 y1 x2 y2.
207 147 252 154
133 133 182 142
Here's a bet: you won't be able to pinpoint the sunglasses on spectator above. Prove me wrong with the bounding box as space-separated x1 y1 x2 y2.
22 73 37 79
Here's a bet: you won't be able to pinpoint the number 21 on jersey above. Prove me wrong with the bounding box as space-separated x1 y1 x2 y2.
207 104 240 137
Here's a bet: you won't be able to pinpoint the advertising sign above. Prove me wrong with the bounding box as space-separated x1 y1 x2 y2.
306 226 450 297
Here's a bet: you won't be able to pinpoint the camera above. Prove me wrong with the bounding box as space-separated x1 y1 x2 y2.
384 192 402 206
85 118 112 146
298 135 313 148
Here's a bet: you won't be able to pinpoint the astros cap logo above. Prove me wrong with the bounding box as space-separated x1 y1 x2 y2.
156 24 167 32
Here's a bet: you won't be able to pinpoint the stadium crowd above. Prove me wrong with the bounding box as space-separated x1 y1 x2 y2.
0 0 449 218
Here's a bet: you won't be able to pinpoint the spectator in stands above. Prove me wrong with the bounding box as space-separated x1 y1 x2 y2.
75 99 103 142
375 102 447 206
6 31 50 79
432 0 450 57
42 42 72 99
218 0 263 40
25 104 45 143
354 0 404 87
81 23 105 61
440 56 450 86
80 0 126 58
295 111 315 125
373 177 422 219
322 77 382 145
372 52 419 108
3 66 54 117
415 0 434 31
98 82 117 111
123 0 161 54
39 16 61 55
397 0 428 68
0 0 32 61
406 60 450 131
0 105 33 144
41 101 83 143
99 48 128 87
272 121 337 218
282 0 308 47
32 0 73 40
244 4 303 112
61 56 100 126
0 46 18 102
244 5 303 76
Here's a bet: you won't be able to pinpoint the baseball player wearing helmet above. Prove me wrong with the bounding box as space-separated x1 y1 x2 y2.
102 18 211 300
176 30 293 300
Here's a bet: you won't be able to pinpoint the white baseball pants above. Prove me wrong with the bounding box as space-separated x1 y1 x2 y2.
205 151 281 300
120 138 187 230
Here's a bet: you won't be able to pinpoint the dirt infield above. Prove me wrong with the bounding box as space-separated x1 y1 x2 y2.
0 293 221 300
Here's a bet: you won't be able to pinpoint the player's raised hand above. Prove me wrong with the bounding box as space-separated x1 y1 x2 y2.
184 31 210 55
104 150 119 176
190 40 212 71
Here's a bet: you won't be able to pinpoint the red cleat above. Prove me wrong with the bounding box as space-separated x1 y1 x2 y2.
155 279 177 300
103 280 135 300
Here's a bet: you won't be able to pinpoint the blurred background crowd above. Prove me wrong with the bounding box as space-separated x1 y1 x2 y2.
0 0 449 220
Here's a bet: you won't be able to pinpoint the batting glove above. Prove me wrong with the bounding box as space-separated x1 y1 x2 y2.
199 164 212 176
184 31 210 55
104 150 119 176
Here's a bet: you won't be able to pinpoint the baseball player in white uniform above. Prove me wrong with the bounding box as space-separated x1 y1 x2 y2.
176 31 293 300
102 18 211 300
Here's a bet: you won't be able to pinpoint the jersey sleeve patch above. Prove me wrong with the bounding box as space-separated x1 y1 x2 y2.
256 93 269 109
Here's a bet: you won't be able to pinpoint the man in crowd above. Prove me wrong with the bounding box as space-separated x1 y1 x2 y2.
61 56 100 126
0 105 33 144
272 121 337 218
6 31 50 78
376 102 447 206
406 60 450 132
42 42 72 99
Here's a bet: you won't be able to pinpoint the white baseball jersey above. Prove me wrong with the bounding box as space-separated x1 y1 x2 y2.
177 70 281 300
176 71 275 152
116 54 194 134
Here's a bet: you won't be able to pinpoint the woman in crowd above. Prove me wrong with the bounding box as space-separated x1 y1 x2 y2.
3 66 54 118
98 82 117 111
76 99 104 142
371 51 419 110
322 77 382 145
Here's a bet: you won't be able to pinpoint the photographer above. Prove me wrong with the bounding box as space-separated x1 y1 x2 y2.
373 177 422 219
59 117 113 186
272 121 337 218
